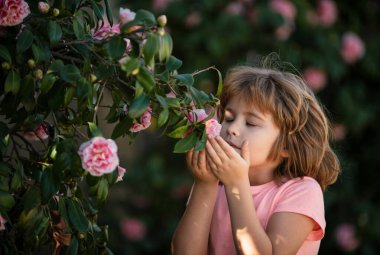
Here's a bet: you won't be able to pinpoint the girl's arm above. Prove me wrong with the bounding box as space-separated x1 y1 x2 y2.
206 137 314 255
171 149 219 255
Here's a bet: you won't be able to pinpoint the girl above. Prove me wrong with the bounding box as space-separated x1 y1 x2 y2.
171 65 340 255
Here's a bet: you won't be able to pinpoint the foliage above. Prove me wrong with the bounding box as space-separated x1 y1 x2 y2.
0 0 221 253
111 0 379 254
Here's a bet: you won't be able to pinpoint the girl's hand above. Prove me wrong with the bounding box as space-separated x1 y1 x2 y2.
206 136 250 187
186 148 218 184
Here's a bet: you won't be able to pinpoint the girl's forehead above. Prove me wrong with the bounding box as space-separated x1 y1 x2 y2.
225 96 269 115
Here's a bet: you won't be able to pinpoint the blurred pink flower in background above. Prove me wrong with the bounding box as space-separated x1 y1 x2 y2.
116 165 127 183
335 223 360 252
185 11 202 28
188 109 208 123
23 123 49 141
275 24 293 41
153 0 172 11
225 2 244 15
172 184 191 199
91 19 120 40
0 0 30 26
166 91 176 98
205 119 222 138
332 123 347 141
119 8 136 25
269 0 296 21
303 67 327 91
38 2 50 14
341 32 365 64
317 0 337 27
78 137 119 176
129 106 152 133
120 218 146 241
0 214 6 231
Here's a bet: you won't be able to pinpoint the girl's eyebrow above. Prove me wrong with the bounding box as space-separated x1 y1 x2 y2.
225 107 264 121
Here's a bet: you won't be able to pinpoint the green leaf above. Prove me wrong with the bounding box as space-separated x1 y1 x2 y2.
104 0 113 26
66 236 79 255
21 187 41 213
41 73 57 94
58 198 70 226
67 199 89 232
156 95 168 108
174 74 194 86
76 78 92 100
105 37 125 59
128 94 150 119
0 45 12 63
158 33 173 62
64 87 75 106
143 34 159 66
4 70 21 95
166 56 183 71
0 190 15 211
120 57 141 76
41 168 59 204
90 0 103 21
214 68 223 97
97 178 109 202
194 127 207 151
16 30 33 53
173 132 198 153
134 9 156 26
10 167 22 191
157 108 169 128
88 122 103 137
137 67 155 92
73 17 85 40
189 86 210 108
61 64 81 83
111 117 133 139
167 125 189 138
48 21 62 45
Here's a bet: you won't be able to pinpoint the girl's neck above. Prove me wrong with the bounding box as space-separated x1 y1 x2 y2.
248 169 275 186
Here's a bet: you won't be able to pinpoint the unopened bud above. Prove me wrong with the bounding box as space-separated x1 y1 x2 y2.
27 59 36 69
90 74 97 83
131 68 139 75
2 62 10 70
53 8 60 17
157 27 165 36
38 2 50 14
77 233 85 239
34 69 43 80
157 15 167 27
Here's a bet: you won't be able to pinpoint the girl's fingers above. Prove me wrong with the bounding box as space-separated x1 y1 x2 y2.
241 140 250 162
186 149 193 166
198 150 206 169
192 149 199 169
215 136 238 158
208 137 228 160
206 140 222 166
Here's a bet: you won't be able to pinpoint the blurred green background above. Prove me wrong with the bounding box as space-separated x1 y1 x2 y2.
100 0 380 254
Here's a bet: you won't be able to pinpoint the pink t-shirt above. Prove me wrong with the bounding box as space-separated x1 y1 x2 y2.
209 177 325 255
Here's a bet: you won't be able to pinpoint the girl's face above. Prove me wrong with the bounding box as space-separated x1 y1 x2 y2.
220 96 283 174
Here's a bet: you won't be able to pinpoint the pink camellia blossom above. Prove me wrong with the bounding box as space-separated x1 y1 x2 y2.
335 223 360 252
188 109 208 123
269 0 296 21
317 0 337 27
153 0 172 11
205 119 222 138
116 165 126 183
303 67 327 91
225 2 244 15
120 218 146 241
91 19 120 40
275 23 293 41
38 2 50 14
185 11 202 28
166 91 176 98
119 8 136 25
332 123 347 141
23 123 49 141
0 214 6 231
78 137 119 176
341 32 365 64
0 0 30 26
129 106 152 133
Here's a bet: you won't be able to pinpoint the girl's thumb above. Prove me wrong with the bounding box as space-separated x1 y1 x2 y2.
241 141 250 162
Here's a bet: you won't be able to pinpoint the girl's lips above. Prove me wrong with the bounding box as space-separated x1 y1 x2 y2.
227 141 240 149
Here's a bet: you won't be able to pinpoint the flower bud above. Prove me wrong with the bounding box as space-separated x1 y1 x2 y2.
38 2 50 14
77 233 85 239
27 59 36 69
34 69 43 80
132 68 139 75
1 62 10 70
157 15 167 27
157 27 165 36
90 74 97 83
53 8 60 17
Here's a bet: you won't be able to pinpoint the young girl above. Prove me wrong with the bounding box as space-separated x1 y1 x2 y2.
171 65 340 255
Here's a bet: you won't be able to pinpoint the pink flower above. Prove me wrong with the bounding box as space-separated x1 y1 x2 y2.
78 137 119 176
269 0 296 21
188 109 208 123
275 23 293 41
166 91 176 98
38 2 50 14
153 0 172 11
341 32 365 64
185 11 202 28
23 123 49 141
116 165 126 183
332 123 347 141
129 106 152 133
317 0 337 27
225 2 244 15
205 119 222 138
0 0 30 26
335 223 360 252
119 8 135 25
303 67 327 91
172 184 191 199
91 19 120 40
120 218 146 241
0 214 6 231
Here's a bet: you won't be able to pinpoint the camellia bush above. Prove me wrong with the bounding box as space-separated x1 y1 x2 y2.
0 0 223 253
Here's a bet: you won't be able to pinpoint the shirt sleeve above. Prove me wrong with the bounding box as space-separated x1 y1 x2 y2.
273 177 326 241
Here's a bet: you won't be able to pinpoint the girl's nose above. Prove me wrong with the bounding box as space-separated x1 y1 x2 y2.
227 122 240 136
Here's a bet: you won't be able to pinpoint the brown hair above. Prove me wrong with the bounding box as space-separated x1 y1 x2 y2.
219 66 340 191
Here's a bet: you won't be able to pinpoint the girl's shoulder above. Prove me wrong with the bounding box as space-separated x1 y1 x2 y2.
276 176 323 199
